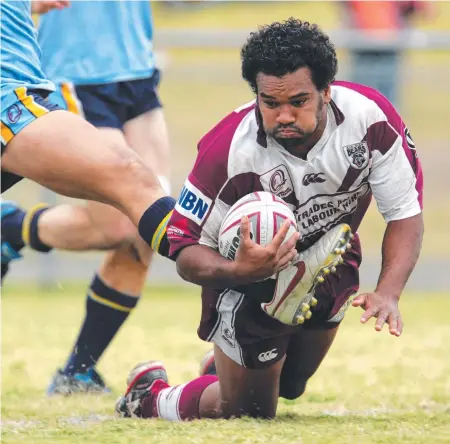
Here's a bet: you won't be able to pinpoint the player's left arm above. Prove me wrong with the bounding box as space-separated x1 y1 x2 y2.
352 118 424 337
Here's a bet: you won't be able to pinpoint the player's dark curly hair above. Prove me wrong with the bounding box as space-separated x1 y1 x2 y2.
241 18 338 93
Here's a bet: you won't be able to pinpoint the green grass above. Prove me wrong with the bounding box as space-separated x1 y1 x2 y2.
2 285 449 443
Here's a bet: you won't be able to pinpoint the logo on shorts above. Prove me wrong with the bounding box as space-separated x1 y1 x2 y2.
175 179 212 225
258 348 278 363
261 165 294 199
7 105 22 124
343 142 369 169
221 322 235 348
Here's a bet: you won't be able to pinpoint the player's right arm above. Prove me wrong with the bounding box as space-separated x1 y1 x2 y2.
31 0 70 15
176 217 298 288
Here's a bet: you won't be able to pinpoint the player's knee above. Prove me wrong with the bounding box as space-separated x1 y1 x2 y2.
100 147 161 206
112 150 160 191
279 379 307 400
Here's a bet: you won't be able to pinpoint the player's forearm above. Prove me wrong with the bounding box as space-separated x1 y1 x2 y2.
375 213 424 298
176 244 245 288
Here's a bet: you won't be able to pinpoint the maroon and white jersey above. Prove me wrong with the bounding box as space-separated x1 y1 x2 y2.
167 81 423 256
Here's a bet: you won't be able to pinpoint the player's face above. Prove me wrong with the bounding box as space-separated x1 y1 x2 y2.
256 67 331 151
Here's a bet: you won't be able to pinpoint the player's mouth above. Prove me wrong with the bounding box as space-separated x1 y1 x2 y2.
276 129 301 137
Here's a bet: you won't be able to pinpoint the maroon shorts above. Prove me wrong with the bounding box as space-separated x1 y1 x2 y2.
198 236 362 369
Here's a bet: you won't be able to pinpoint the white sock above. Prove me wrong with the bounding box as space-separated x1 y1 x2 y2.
156 384 186 421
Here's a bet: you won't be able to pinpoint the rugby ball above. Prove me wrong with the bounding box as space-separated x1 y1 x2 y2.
218 191 298 261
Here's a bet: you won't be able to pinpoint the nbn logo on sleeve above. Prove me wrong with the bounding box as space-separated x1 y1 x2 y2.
175 179 212 225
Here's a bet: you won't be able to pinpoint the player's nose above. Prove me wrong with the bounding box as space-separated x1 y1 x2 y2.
276 104 296 124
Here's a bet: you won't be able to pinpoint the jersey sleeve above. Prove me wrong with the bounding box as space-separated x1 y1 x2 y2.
166 125 233 257
368 117 423 223
167 168 231 257
167 104 257 257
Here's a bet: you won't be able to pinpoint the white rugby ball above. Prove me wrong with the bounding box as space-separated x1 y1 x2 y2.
218 191 298 261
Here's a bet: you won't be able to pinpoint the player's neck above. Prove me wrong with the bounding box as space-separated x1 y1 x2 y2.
284 106 328 160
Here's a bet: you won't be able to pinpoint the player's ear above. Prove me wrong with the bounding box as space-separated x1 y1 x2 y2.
322 86 331 104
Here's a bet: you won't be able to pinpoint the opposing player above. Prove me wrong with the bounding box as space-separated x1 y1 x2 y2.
1 2 175 270
1 0 173 394
116 19 423 420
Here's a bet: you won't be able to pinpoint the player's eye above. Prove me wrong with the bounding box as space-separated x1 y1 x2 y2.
291 99 307 107
263 100 278 109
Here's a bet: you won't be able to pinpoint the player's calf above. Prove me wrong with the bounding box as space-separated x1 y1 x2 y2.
278 379 307 400
199 348 308 401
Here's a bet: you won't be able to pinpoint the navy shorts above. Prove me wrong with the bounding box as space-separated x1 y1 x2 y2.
1 87 60 193
49 69 162 129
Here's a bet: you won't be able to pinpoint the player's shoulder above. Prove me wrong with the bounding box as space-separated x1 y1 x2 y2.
331 81 403 129
195 101 256 164
187 101 256 192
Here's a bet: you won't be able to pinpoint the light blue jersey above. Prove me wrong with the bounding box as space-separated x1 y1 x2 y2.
0 0 54 110
38 1 155 85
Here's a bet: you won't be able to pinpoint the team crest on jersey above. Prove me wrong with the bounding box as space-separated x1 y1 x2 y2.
343 142 369 169
260 165 294 199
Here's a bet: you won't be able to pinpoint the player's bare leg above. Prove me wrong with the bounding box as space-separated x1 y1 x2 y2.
199 327 339 402
26 112 169 393
117 344 286 420
212 344 284 418
279 326 339 399
2 111 166 227
6 109 170 251
124 107 171 188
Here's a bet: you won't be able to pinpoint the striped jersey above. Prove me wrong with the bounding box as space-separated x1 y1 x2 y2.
167 81 423 256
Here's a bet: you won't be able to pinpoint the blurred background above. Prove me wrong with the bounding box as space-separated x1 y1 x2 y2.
3 0 450 291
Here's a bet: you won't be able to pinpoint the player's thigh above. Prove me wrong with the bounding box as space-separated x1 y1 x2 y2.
121 73 170 176
214 344 285 419
279 325 339 400
85 128 140 243
2 110 141 204
279 243 361 400
124 108 170 176
199 287 295 417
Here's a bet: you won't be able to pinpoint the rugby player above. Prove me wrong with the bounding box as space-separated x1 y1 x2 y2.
0 1 175 268
2 0 171 394
116 18 423 421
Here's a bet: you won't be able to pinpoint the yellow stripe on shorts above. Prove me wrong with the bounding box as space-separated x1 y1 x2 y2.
60 83 81 115
15 87 48 118
1 121 15 144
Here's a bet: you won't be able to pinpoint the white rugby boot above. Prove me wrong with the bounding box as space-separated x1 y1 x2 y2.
261 223 354 326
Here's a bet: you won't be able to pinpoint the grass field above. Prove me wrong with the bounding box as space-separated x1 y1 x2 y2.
1 285 449 443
